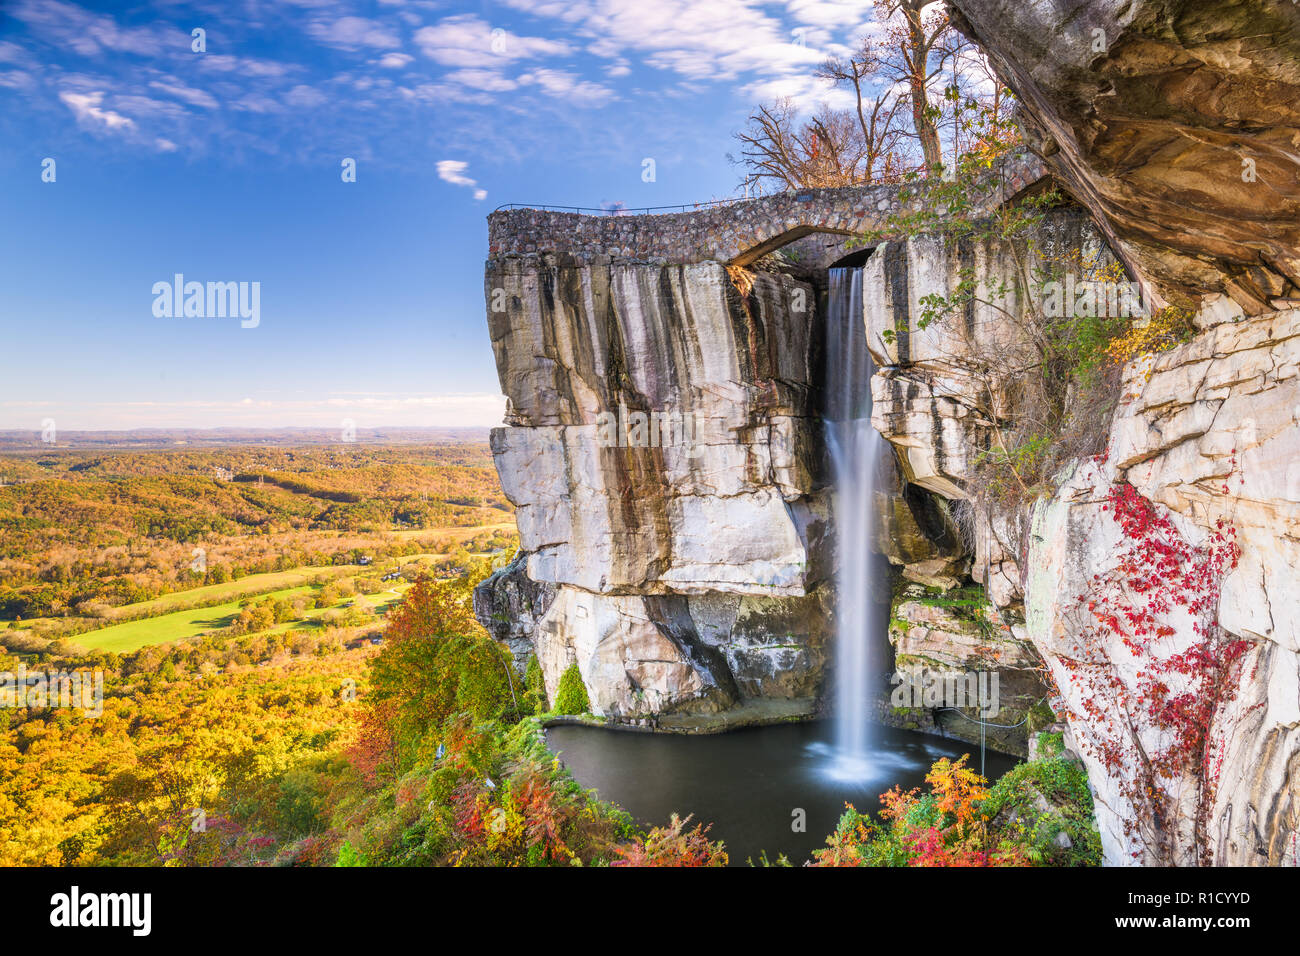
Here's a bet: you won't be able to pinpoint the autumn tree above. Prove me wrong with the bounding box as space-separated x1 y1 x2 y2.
352 574 519 778
878 0 949 170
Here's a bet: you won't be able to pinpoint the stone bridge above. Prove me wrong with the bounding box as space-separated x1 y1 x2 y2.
486 150 1047 265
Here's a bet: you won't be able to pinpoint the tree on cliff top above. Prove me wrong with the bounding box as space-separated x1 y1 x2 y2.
732 0 1010 193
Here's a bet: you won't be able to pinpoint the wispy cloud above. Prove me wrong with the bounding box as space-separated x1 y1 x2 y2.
11 0 189 57
414 14 571 67
3 0 891 166
518 68 614 105
58 90 134 130
148 78 218 109
305 15 401 51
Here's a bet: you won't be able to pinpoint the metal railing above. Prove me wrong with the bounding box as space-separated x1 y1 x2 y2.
492 195 758 215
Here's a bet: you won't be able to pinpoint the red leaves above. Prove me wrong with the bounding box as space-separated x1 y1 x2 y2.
1066 481 1249 861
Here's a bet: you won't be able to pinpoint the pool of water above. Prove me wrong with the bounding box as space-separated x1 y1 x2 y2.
546 720 1018 865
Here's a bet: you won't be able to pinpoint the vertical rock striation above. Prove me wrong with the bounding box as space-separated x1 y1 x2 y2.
1027 306 1300 865
477 253 832 718
945 0 1300 863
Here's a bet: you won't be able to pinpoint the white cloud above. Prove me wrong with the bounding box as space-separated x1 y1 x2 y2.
745 72 853 113
517 69 614 106
414 14 569 67
0 40 39 67
112 93 187 121
231 93 284 114
377 52 413 68
284 84 328 108
306 15 401 50
437 159 487 201
443 68 518 92
0 70 34 90
149 79 219 109
491 0 873 107
197 55 297 79
12 0 188 57
58 90 134 130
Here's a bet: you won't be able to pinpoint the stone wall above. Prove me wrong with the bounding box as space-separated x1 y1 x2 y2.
487 151 1046 266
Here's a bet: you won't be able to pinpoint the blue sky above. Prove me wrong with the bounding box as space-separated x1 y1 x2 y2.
0 0 879 430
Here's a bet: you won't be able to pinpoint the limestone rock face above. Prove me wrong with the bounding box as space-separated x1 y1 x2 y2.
1025 308 1300 865
890 585 1037 672
887 583 1044 756
950 0 1300 313
868 207 1114 501
472 552 557 672
479 254 831 715
873 441 966 569
866 207 1114 614
522 584 833 718
859 214 1115 754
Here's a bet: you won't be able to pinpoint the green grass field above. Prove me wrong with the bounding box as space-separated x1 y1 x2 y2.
74 586 317 653
70 576 419 653
0 545 483 655
97 564 370 622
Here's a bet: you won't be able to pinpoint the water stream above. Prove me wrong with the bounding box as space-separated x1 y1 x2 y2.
824 265 884 779
541 266 1017 864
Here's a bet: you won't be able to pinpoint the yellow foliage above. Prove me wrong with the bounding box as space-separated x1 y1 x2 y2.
1105 306 1196 367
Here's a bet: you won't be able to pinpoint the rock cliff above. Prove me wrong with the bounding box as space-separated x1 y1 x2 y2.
947 0 1300 864
476 254 834 719
475 0 1300 865
950 0 1300 313
1025 306 1300 865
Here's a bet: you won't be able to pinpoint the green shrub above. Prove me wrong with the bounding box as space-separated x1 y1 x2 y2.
524 653 547 712
552 663 590 716
980 754 1101 866
335 841 367 867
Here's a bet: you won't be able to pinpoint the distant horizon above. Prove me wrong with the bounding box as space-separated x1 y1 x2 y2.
0 423 497 434
0 392 509 433
0 423 497 451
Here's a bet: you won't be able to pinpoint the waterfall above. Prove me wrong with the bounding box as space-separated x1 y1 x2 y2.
824 266 882 776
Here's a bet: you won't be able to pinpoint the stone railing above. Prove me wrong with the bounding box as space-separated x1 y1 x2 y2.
486 150 1047 265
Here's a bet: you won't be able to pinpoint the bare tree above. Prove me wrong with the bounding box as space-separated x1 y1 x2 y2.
877 0 949 171
817 39 907 182
731 1 1017 193
732 100 872 193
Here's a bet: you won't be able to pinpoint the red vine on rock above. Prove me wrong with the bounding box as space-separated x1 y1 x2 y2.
1061 474 1248 864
